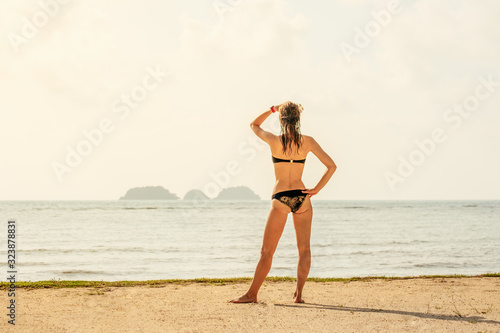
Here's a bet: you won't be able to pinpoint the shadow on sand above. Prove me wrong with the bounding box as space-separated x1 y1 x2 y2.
274 303 500 325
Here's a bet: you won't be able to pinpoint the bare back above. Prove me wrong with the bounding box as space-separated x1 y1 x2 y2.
269 134 314 194
250 110 336 197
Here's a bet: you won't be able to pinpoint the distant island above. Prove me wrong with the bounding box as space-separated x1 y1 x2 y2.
214 186 260 200
183 189 210 200
119 186 179 200
119 186 260 200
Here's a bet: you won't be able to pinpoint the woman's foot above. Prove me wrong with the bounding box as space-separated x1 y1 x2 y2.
293 290 305 303
229 293 257 303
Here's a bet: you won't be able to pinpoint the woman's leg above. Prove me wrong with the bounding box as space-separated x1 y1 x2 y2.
229 201 290 303
292 196 313 303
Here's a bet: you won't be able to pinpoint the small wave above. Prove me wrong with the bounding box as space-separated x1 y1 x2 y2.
337 206 373 210
33 207 113 211
61 270 108 275
350 251 372 255
462 205 478 208
389 240 430 245
21 248 95 254
22 248 53 253
22 247 178 254
414 262 463 269
271 266 291 270
14 262 50 266
123 207 159 210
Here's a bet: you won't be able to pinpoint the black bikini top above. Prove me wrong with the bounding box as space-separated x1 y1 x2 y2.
272 155 306 164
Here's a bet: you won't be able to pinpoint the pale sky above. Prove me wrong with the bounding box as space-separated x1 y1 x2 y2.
1 0 499 200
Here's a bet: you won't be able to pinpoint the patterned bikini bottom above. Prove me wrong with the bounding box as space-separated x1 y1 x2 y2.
271 189 307 213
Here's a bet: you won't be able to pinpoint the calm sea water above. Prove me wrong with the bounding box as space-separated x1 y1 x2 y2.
0 200 498 282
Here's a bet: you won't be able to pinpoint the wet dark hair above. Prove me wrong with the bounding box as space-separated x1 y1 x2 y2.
279 101 303 155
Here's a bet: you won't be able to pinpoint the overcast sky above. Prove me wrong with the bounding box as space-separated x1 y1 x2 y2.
1 0 499 200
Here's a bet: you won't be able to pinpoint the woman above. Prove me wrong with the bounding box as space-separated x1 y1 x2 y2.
230 101 337 303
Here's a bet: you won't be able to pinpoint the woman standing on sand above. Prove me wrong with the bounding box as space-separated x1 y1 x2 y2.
230 102 337 303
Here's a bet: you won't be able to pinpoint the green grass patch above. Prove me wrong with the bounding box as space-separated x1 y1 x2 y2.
1 273 498 290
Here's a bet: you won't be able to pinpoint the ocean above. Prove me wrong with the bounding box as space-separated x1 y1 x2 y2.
1 200 498 282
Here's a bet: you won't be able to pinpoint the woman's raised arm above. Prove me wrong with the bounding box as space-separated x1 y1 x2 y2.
250 105 281 143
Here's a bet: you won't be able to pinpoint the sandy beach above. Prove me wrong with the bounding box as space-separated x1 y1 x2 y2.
2 277 499 332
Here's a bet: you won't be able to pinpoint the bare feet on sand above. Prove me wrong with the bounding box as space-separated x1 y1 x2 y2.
293 291 305 303
229 292 303 303
229 294 257 303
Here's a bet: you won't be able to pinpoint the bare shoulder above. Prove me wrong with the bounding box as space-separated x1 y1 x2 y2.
301 135 318 151
303 135 335 167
